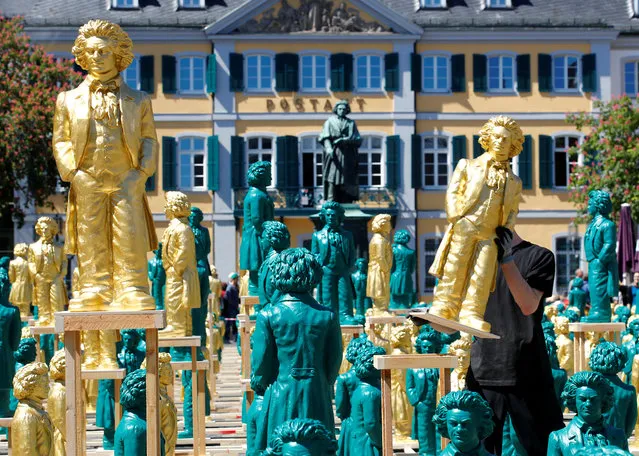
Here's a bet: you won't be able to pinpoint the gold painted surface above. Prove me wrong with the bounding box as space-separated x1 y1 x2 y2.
9 243 33 318
448 334 472 391
554 316 574 377
159 352 177 456
367 214 392 315
48 350 66 456
390 324 413 440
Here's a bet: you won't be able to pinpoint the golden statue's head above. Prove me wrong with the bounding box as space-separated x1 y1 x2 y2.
13 243 28 258
13 362 50 401
158 352 173 386
35 217 58 240
371 214 391 235
449 337 472 368
390 324 412 348
72 20 134 74
478 115 524 161
554 316 569 335
164 191 191 219
49 350 66 382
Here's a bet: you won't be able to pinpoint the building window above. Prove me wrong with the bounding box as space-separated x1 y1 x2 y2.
421 0 446 6
423 135 449 187
553 55 580 92
111 0 138 8
300 55 327 92
121 57 140 90
424 237 443 293
246 55 273 91
300 136 323 189
555 236 581 295
356 55 383 91
488 55 515 92
178 137 207 191
358 135 384 187
247 136 274 184
423 55 449 92
178 56 205 94
624 61 638 95
553 135 581 188
180 0 203 8
486 0 511 7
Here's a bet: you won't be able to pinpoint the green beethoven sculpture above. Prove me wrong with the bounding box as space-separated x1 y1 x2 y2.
569 277 588 317
548 371 628 455
406 327 442 456
613 306 630 325
252 248 342 452
239 161 275 296
189 207 211 347
622 319 639 384
583 191 618 323
545 335 568 404
0 257 11 306
351 258 371 316
263 418 338 456
318 100 362 203
0 292 21 420
574 446 633 456
257 221 291 311
312 201 357 324
148 244 166 310
589 342 638 439
9 337 37 419
390 230 416 310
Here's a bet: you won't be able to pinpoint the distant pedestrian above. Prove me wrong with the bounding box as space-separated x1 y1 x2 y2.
223 273 240 343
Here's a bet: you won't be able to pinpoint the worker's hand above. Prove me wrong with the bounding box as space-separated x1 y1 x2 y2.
494 226 514 264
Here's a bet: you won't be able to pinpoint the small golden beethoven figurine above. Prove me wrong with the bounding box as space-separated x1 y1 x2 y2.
448 334 472 391
28 217 68 326
429 116 524 333
48 350 66 456
161 191 200 337
159 352 177 456
367 214 393 315
389 323 414 440
554 316 574 378
9 243 33 318
12 362 54 456
52 20 158 311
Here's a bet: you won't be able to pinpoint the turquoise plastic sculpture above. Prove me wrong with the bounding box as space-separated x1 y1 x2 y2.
406 327 442 456
0 257 11 306
118 329 146 375
171 346 211 439
346 344 386 455
351 258 371 316
574 446 633 456
263 418 338 456
0 297 21 419
622 319 639 384
251 248 342 451
569 277 588 316
114 369 165 456
239 161 275 296
148 243 166 310
613 306 630 325
548 371 628 455
257 221 291 311
582 191 619 322
335 335 374 456
589 342 638 439
246 372 266 456
189 207 211 346
389 230 416 310
545 336 568 404
8 337 37 419
311 201 357 324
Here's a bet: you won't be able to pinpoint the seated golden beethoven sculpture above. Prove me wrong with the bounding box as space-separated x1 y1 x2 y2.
52 20 158 312
428 116 524 333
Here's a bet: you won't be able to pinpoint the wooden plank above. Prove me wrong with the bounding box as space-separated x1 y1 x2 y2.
171 361 210 371
197 370 207 456
569 322 626 333
30 325 56 335
340 325 364 335
55 310 166 332
114 378 122 427
387 308 410 315
240 296 260 306
408 310 500 340
574 332 584 373
65 329 84 455
146 328 161 456
81 369 126 380
191 346 201 456
158 336 201 348
373 354 457 370
380 369 393 456
0 418 11 427
366 316 406 325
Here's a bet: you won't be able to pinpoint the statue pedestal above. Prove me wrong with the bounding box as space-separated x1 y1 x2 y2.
54 310 166 456
29 325 60 362
373 354 458 456
238 314 256 408
569 322 626 372
82 368 126 429
310 204 372 259
408 309 500 340
240 295 260 315
205 311 219 411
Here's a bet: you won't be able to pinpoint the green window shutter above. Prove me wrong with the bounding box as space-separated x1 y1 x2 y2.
276 136 300 190
207 135 219 191
516 54 531 92
411 53 422 92
275 53 299 92
539 135 553 189
162 136 177 190
206 54 216 94
385 135 400 190
161 55 177 94
519 135 533 189
472 135 483 158
452 136 467 168
145 174 156 192
582 53 597 93
411 134 422 189
330 53 352 92
538 54 552 93
384 53 399 92
140 55 154 94
231 136 245 189
451 54 466 93
276 136 288 189
473 54 487 93
229 53 244 92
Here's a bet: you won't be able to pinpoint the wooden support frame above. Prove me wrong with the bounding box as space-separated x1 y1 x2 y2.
569 322 625 372
237 314 256 408
55 310 166 456
81 368 126 427
0 417 12 455
373 354 457 456
29 325 60 362
240 296 260 315
206 313 218 411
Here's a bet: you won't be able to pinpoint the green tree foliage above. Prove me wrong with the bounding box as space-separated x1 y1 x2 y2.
0 15 83 223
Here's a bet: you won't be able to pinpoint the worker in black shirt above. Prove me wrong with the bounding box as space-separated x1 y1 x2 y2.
466 226 565 455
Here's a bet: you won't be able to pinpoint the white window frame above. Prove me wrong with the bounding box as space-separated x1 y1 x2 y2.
421 53 451 93
553 233 584 295
111 0 138 8
176 134 208 192
552 132 584 189
245 134 276 188
485 0 511 7
421 234 444 295
176 53 207 95
421 132 452 189
179 0 204 8
552 54 582 93
354 51 385 93
121 54 140 90
245 52 275 93
358 134 385 188
299 51 330 93
421 0 446 7
298 133 324 191
623 59 639 96
486 53 516 93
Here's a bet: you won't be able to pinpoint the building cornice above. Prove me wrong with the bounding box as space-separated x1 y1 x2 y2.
210 33 419 42
420 29 619 42
24 26 208 43
416 112 572 121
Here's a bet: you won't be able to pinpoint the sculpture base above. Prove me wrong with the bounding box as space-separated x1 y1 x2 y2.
408 309 500 340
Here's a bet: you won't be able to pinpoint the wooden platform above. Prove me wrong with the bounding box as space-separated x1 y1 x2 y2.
569 321 626 372
29 325 60 362
408 309 500 340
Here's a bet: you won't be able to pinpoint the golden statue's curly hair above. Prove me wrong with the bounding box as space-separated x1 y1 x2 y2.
478 115 524 158
13 362 49 400
13 243 28 257
371 214 391 234
72 20 134 72
165 191 191 219
554 315 569 335
49 350 66 382
35 217 58 238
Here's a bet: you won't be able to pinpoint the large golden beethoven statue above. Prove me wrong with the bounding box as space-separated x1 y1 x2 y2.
429 116 523 333
53 20 157 311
